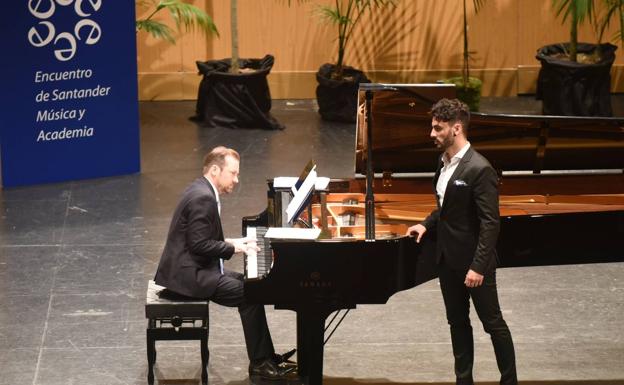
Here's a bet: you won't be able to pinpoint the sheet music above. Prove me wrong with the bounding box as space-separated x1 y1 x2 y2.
315 177 330 190
273 176 330 190
273 177 299 189
265 227 321 240
286 167 317 223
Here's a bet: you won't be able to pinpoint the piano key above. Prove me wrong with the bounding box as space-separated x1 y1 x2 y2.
245 226 272 279
245 227 258 279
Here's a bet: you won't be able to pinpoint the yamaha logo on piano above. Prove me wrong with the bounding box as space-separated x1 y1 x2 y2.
300 271 332 288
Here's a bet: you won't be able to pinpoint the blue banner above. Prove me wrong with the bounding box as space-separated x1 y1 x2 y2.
0 0 140 187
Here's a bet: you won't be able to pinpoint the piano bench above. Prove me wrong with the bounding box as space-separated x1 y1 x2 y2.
145 280 209 385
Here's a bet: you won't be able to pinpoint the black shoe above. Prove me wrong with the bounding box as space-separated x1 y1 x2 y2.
274 349 296 364
249 358 295 380
273 349 297 370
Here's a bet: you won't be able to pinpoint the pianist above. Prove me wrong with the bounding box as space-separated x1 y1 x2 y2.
406 99 518 385
154 146 293 380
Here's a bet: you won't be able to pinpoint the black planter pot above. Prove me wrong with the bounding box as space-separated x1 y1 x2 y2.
191 54 283 130
536 43 616 116
316 63 370 123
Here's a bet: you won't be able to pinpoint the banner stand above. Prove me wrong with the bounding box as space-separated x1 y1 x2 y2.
0 1 140 188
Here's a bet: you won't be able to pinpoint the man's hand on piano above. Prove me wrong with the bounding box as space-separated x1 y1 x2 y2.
406 224 427 243
226 237 260 254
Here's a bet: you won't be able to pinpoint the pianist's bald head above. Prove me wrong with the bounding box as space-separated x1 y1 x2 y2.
203 146 240 173
430 98 470 134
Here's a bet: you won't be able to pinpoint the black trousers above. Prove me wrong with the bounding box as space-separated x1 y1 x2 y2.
438 264 517 385
210 269 275 362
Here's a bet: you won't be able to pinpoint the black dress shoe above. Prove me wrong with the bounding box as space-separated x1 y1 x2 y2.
273 349 296 364
273 349 297 370
249 358 295 380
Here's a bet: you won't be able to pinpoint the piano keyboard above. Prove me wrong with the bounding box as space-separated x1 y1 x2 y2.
244 227 273 279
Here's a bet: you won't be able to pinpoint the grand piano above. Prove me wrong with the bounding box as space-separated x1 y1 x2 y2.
242 84 624 385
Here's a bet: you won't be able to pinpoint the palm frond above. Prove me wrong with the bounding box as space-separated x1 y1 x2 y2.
599 0 624 44
162 0 219 36
315 0 397 77
135 19 175 44
552 0 595 24
317 5 347 25
136 0 218 43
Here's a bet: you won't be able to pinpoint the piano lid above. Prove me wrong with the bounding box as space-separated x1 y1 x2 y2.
355 83 624 175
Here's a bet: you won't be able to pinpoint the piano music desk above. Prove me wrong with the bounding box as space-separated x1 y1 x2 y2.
145 280 210 385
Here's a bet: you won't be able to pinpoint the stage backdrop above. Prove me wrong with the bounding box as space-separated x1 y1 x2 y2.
0 0 140 188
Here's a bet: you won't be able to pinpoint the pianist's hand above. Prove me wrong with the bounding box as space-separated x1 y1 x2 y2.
226 237 260 254
406 224 427 243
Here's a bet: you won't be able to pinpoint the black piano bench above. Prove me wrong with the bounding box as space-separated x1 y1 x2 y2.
145 280 209 385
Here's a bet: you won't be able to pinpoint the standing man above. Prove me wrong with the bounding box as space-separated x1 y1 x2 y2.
154 146 292 380
407 99 517 385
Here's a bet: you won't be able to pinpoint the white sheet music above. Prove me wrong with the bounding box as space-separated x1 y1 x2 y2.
273 176 330 191
273 177 299 189
314 177 330 190
264 227 321 240
286 167 317 223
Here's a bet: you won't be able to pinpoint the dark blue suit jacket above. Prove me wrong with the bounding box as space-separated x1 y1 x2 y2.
154 177 235 298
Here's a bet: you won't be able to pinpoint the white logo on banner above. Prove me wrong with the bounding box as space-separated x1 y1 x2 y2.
27 0 102 62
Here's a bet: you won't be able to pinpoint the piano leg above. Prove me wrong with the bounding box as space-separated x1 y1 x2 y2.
296 309 326 385
296 312 309 378
295 305 354 385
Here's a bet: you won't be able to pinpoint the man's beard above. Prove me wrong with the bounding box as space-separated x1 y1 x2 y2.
437 135 454 150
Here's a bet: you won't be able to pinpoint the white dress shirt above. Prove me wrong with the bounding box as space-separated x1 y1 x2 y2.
206 177 224 274
206 177 221 213
436 142 471 207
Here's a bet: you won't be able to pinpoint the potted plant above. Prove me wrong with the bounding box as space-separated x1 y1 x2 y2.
441 0 486 111
192 0 284 129
315 0 397 122
137 0 284 129
536 0 624 116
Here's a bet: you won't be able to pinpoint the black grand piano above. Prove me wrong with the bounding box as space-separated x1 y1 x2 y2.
242 84 624 385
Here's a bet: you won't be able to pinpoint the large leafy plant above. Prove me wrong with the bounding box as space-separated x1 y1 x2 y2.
552 0 595 62
230 0 304 73
461 0 486 86
317 0 397 80
135 0 218 44
596 0 624 49
443 0 486 111
552 0 624 62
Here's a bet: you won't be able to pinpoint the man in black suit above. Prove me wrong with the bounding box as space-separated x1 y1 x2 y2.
154 146 292 379
407 99 517 385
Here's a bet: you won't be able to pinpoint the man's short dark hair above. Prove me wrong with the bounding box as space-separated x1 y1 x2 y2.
430 98 470 132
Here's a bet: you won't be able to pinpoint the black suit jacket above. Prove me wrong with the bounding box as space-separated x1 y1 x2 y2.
421 146 500 274
154 177 235 298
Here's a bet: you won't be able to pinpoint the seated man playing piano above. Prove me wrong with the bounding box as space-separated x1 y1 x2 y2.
154 146 293 380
